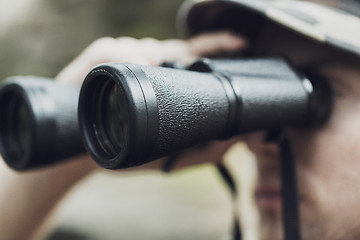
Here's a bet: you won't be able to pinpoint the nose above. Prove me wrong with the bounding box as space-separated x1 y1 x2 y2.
243 130 280 160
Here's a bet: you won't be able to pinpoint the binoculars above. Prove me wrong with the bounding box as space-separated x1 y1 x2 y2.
0 57 332 170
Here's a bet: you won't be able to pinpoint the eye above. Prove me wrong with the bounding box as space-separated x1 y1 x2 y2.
332 84 345 98
305 68 348 100
326 76 351 99
303 70 335 97
315 63 360 100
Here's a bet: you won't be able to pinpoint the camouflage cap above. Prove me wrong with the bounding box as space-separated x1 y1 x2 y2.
179 0 360 58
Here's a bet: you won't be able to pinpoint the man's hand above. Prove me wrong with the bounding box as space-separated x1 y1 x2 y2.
0 31 246 240
56 31 247 84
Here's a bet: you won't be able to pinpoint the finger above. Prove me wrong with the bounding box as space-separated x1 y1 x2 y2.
165 137 241 170
55 37 151 84
55 32 248 84
187 31 248 57
142 32 248 65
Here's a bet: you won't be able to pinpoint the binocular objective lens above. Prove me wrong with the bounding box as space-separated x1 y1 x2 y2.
0 96 31 162
105 84 129 153
94 79 129 158
15 101 31 151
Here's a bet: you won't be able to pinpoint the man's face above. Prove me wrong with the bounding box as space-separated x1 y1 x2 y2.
245 59 360 240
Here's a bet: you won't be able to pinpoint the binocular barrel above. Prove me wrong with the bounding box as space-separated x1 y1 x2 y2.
78 58 331 169
0 77 85 170
0 58 331 170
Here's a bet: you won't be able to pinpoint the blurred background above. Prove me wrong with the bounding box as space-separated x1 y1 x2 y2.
0 0 183 80
0 0 258 239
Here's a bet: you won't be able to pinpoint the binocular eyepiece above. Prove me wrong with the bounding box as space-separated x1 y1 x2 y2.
0 58 332 170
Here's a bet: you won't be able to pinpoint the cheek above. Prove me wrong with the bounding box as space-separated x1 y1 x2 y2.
304 106 360 178
294 97 360 175
242 131 267 154
292 102 360 217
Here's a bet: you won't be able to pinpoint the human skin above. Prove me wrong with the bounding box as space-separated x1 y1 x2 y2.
0 31 246 240
246 58 360 240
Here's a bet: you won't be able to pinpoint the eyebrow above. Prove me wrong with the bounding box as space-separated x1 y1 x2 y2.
319 65 360 96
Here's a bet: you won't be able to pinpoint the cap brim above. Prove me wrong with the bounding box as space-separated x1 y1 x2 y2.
178 0 360 58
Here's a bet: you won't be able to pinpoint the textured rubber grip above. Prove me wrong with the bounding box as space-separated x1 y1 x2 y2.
131 64 230 159
79 59 331 169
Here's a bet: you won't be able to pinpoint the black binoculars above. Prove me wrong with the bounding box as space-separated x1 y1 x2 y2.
0 58 332 170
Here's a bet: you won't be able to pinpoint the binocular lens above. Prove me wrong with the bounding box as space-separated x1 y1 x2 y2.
0 95 31 163
92 78 129 158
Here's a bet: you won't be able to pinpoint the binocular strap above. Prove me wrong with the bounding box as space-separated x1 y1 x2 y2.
279 131 302 240
216 162 242 240
216 130 302 240
163 151 242 239
163 131 301 240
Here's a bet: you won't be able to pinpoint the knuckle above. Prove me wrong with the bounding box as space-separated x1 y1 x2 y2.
87 37 117 56
116 36 137 44
91 37 117 48
140 37 158 42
